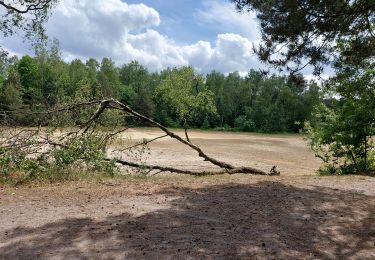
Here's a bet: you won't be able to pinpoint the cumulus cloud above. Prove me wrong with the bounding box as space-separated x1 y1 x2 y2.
196 0 259 41
181 34 259 74
46 0 160 58
2 0 262 74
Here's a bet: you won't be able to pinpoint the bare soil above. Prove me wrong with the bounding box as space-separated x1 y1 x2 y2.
112 128 322 175
1 129 375 259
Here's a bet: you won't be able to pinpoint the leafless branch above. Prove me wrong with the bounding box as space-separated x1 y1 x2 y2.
110 158 272 176
115 134 168 152
0 0 53 14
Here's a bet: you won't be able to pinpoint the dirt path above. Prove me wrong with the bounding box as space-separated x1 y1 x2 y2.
1 130 375 259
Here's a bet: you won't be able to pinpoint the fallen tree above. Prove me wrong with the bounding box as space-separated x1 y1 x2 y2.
0 99 280 177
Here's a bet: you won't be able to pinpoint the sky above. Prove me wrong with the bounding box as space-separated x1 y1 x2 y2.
2 0 265 75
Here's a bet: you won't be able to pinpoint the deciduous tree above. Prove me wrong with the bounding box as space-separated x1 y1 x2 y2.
0 0 57 42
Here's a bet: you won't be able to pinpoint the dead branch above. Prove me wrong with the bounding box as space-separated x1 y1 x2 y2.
0 0 53 14
1 98 280 176
87 99 276 175
108 158 271 176
110 99 275 175
115 134 168 152
102 125 137 146
109 100 238 170
82 100 112 134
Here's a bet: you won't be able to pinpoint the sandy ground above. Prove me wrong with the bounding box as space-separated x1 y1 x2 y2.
112 128 322 175
1 129 375 259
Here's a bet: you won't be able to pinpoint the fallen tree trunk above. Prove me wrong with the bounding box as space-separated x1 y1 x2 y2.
102 99 277 175
106 158 272 176
0 99 280 176
109 100 236 169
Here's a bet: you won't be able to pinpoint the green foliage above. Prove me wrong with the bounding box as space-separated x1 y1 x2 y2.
155 67 217 127
231 0 375 75
317 164 338 176
53 134 118 176
97 58 121 98
156 67 216 125
0 48 320 133
119 61 155 117
0 0 58 44
0 67 24 123
234 115 255 132
34 40 69 108
17 55 41 106
0 133 118 183
54 135 102 165
306 62 375 174
201 117 210 129
97 109 124 128
206 70 319 132
231 1 374 176
0 147 25 176
0 146 49 181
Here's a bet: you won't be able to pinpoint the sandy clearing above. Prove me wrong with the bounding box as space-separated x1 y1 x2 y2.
111 128 321 175
1 129 374 259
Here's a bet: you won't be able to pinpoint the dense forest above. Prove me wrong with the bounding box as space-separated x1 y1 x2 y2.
0 44 320 133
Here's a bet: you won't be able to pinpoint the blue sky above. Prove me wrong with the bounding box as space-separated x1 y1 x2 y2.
125 0 257 44
126 0 213 44
2 0 265 75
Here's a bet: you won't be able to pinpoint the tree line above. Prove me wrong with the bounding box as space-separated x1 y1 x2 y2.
0 44 320 133
0 0 374 175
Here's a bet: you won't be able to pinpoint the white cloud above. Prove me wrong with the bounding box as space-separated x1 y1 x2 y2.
1 0 262 74
196 0 259 41
181 33 259 74
46 0 160 58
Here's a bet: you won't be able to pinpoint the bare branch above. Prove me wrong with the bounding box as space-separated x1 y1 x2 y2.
110 99 238 170
0 0 53 14
81 100 111 134
110 158 271 176
115 134 168 152
103 124 137 143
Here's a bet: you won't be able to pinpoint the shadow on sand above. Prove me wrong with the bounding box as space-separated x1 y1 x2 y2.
1 181 374 259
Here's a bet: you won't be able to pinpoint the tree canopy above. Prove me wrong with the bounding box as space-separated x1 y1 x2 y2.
0 46 320 133
231 0 375 75
0 0 57 43
306 61 375 174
